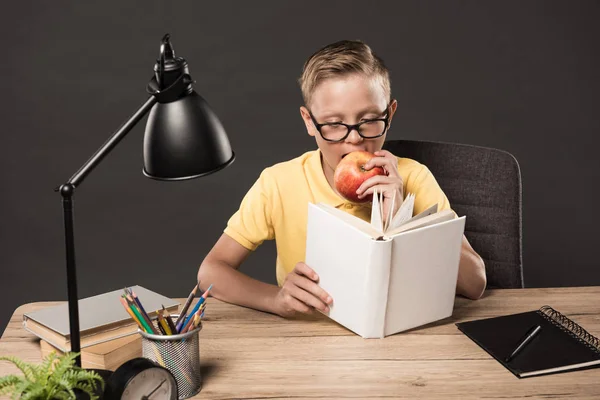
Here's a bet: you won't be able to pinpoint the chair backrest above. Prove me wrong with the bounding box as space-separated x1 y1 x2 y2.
383 139 524 289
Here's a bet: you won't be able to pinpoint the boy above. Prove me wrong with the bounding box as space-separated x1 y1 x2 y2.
198 40 486 318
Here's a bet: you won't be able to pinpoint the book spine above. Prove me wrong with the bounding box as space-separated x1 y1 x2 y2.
23 325 68 353
361 239 392 338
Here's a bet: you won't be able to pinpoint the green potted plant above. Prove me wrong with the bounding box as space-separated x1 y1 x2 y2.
0 352 105 400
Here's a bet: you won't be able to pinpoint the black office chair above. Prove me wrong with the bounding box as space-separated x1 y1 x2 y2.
383 139 524 289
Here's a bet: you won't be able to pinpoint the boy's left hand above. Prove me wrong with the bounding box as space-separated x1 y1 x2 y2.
356 150 404 218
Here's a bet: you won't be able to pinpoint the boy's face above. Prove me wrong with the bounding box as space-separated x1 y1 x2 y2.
300 73 397 179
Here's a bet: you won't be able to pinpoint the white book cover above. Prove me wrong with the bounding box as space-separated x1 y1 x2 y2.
305 191 465 338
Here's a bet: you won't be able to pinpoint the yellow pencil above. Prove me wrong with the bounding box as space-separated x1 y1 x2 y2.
162 305 177 333
157 310 172 335
192 313 202 329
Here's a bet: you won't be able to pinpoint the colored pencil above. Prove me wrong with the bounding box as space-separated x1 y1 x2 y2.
157 310 172 335
162 305 177 333
156 318 167 335
180 284 212 332
126 293 157 334
183 314 201 334
120 291 167 368
182 313 199 334
175 283 199 327
119 297 144 331
192 311 203 329
178 310 196 333
125 296 154 334
180 302 205 333
130 289 158 334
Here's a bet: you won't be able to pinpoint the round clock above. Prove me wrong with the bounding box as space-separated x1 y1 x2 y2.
104 357 178 400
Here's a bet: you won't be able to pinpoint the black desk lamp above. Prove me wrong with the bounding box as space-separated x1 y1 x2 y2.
56 34 235 367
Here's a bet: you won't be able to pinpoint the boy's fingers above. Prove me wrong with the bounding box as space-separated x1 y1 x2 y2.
360 185 404 205
288 296 313 314
290 274 332 306
292 263 333 305
363 158 386 171
359 183 390 197
289 285 329 312
365 155 398 176
374 150 393 157
294 262 319 281
356 175 395 194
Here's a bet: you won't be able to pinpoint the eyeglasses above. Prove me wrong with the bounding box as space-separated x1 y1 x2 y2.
308 104 391 142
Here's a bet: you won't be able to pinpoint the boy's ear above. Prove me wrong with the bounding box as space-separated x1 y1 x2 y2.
300 106 317 137
388 100 398 127
390 99 398 122
388 99 398 129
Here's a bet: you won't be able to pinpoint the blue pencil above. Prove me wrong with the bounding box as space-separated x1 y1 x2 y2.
180 284 212 332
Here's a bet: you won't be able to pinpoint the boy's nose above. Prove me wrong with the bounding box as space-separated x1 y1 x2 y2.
345 127 363 144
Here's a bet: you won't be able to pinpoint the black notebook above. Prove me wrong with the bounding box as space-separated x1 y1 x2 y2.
456 306 600 378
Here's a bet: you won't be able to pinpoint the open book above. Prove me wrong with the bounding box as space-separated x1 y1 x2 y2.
305 190 465 338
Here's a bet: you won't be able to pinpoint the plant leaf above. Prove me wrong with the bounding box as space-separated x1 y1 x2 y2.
0 375 23 397
0 352 105 400
20 385 47 400
53 392 71 400
0 356 37 382
74 382 99 400
0 375 23 390
11 379 32 400
37 351 58 388
54 377 76 399
52 352 78 378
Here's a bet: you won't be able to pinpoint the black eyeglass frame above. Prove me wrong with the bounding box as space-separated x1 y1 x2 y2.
308 104 391 142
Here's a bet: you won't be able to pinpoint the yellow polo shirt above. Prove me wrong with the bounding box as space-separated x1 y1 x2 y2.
224 149 452 286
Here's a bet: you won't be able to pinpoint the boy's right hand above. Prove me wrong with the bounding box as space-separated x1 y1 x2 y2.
274 262 333 318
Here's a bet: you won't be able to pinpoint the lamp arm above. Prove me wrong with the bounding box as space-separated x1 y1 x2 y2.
55 95 157 367
65 96 158 188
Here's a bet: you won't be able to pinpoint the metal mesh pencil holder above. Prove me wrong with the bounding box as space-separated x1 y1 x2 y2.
139 315 202 399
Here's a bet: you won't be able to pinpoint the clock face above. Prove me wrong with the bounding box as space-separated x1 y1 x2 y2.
121 366 177 400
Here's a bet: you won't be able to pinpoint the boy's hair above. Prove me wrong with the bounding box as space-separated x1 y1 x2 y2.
298 40 391 107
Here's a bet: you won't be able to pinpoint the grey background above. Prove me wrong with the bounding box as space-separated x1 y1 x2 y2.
1 1 599 336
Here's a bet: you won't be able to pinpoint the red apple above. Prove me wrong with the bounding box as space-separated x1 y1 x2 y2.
334 151 386 203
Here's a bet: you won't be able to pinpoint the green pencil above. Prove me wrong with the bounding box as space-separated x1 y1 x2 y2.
124 295 154 334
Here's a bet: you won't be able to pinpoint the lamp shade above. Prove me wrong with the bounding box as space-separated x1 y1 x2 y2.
143 91 235 180
142 34 234 180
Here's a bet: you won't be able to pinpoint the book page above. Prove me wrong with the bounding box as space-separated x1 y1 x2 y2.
319 203 383 239
387 209 455 237
407 203 438 223
371 191 415 234
386 193 415 232
370 189 384 233
383 190 396 233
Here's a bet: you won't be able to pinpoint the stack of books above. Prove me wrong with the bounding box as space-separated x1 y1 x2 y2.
39 334 141 371
23 286 179 370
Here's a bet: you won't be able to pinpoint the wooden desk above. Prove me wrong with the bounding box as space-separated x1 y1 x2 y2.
1 287 599 399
